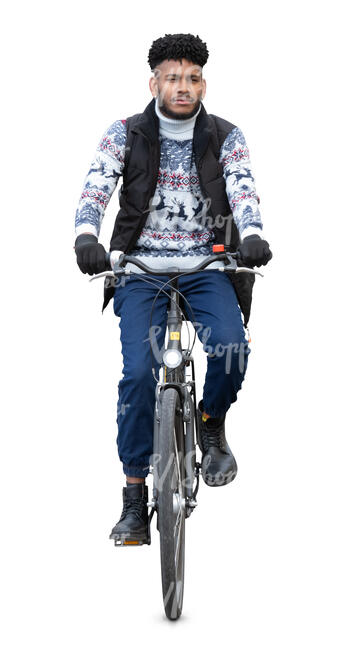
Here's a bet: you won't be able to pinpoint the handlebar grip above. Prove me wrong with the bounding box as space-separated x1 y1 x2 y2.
234 250 243 266
105 252 111 270
234 249 253 269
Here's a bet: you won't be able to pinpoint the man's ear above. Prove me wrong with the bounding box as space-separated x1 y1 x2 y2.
201 78 207 100
149 77 158 98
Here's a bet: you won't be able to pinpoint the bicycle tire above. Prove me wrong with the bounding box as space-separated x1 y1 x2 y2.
155 387 186 621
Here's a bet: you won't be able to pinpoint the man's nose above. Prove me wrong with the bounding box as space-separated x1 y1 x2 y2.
177 77 190 93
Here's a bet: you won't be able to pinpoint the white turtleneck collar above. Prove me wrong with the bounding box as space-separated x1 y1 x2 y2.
155 96 201 141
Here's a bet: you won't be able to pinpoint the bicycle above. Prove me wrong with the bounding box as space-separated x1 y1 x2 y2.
90 245 262 620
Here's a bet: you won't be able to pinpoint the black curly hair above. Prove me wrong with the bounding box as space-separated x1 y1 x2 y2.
148 33 209 71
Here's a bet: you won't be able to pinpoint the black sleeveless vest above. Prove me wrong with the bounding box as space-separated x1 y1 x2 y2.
102 98 255 325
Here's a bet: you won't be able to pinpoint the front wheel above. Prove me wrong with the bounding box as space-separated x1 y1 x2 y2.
155 388 186 621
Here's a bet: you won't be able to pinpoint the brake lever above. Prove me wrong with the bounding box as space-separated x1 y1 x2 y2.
221 252 264 277
235 267 264 277
89 271 116 282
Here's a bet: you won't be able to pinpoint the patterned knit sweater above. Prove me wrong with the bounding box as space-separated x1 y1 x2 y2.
75 98 264 271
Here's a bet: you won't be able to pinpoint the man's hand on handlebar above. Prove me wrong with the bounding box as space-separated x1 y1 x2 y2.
75 233 272 277
74 233 108 275
238 234 272 268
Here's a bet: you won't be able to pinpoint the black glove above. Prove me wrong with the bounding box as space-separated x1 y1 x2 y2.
238 234 273 268
74 234 107 275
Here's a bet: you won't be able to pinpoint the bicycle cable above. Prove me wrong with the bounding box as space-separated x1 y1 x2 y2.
145 267 224 359
146 273 198 351
121 270 197 382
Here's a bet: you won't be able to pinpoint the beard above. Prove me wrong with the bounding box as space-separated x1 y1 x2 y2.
157 96 202 120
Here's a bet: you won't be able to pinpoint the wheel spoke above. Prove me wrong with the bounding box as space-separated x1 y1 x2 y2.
174 506 184 569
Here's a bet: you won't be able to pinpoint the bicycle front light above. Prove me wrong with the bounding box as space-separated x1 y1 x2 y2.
163 348 183 369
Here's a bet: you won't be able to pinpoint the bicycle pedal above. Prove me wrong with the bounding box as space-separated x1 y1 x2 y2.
112 534 151 546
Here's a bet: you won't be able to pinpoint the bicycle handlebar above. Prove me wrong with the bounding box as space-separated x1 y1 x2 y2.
89 250 264 282
106 250 241 273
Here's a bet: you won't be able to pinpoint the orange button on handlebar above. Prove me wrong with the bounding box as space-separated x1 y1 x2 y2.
212 244 225 252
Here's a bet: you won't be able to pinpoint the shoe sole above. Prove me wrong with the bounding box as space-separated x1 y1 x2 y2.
201 468 238 487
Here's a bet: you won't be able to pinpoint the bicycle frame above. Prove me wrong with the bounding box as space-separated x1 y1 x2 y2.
90 250 262 519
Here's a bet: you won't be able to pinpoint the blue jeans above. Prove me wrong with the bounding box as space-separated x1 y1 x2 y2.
113 270 250 478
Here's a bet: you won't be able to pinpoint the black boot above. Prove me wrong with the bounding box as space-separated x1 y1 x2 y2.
109 483 150 545
197 399 238 487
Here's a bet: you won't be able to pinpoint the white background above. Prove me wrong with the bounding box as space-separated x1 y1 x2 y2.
1 0 347 646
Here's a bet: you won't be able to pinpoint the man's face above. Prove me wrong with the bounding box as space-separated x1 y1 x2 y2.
149 58 206 120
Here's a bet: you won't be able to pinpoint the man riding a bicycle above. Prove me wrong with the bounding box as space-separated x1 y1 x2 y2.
74 33 272 545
